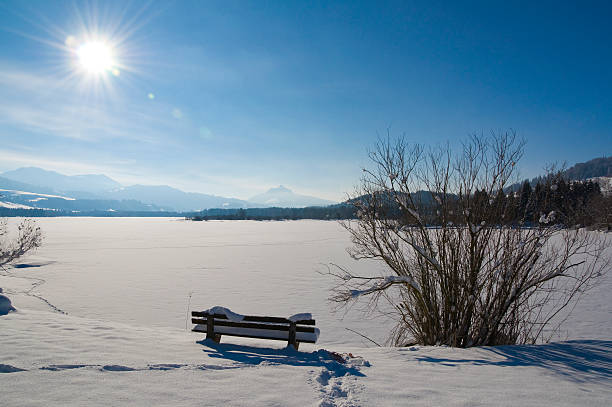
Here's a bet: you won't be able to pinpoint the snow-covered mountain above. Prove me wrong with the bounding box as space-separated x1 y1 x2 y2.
107 185 251 212
249 185 335 208
0 167 254 211
1 167 121 197
0 167 335 211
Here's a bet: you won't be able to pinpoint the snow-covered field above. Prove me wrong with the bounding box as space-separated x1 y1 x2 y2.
1 218 611 406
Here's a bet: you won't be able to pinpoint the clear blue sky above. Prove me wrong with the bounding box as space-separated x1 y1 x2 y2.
0 0 610 201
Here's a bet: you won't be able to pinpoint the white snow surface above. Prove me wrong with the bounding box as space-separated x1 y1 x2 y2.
203 306 245 321
0 201 35 209
383 275 420 290
0 218 611 406
288 312 313 322
350 275 421 298
202 306 313 323
0 188 75 200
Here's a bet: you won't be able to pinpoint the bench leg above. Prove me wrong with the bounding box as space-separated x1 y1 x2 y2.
288 322 299 350
206 314 220 343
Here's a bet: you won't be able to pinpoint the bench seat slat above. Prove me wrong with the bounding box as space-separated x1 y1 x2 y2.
191 311 315 325
191 318 316 333
192 324 318 343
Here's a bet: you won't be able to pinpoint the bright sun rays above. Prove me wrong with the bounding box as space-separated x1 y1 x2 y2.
76 41 116 75
65 33 122 83
4 2 158 99
13 2 156 97
58 32 124 98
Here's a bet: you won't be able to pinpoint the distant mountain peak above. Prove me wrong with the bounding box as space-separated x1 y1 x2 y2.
249 185 335 208
267 185 292 193
1 166 337 211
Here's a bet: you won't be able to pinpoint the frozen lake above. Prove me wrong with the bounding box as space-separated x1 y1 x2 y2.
11 217 394 347
6 217 610 346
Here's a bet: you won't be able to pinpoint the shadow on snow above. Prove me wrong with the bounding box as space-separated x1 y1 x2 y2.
11 261 56 269
416 340 612 383
197 339 366 377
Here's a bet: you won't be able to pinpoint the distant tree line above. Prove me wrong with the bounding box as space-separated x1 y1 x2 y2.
187 204 356 221
423 177 608 229
506 156 611 191
349 176 610 230
505 178 609 228
0 204 357 220
2 178 608 228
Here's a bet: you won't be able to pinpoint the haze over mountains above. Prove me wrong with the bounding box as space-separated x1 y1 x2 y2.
0 167 337 212
1 157 610 214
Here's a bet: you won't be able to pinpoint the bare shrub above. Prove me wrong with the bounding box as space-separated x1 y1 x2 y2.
330 132 609 347
0 218 43 267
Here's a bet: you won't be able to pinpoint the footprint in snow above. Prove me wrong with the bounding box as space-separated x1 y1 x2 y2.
311 351 370 407
101 365 137 372
40 364 97 371
147 364 186 370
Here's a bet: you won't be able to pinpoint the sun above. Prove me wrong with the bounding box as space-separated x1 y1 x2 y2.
77 41 116 75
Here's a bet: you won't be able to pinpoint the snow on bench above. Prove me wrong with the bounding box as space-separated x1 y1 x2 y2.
192 306 319 350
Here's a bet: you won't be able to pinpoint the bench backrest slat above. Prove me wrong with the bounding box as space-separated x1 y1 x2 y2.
191 317 316 333
191 311 315 325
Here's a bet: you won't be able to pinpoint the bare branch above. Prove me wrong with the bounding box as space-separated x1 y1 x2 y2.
328 132 609 347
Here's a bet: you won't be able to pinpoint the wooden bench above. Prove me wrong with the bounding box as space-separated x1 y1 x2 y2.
192 310 318 350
